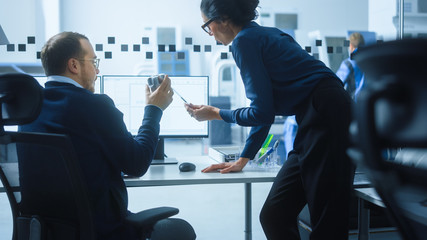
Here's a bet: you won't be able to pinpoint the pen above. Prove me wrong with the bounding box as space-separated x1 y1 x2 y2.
173 88 188 103
259 134 274 157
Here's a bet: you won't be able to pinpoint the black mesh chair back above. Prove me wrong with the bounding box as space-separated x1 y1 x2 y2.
0 73 95 240
353 39 427 239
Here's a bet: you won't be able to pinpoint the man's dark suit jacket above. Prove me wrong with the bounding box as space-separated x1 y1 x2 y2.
19 81 162 239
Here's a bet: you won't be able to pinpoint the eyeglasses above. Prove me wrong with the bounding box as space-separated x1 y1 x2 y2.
77 58 100 69
201 17 216 35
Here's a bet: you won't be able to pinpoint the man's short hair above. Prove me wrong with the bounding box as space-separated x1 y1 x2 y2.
41 32 89 76
349 32 365 49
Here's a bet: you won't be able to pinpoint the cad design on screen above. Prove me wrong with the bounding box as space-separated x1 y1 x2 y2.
102 75 209 138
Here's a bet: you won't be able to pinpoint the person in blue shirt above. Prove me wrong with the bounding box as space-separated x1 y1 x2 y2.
336 32 365 100
185 0 354 239
19 32 195 240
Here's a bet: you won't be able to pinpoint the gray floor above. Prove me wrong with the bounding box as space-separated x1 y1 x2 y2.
0 139 403 239
0 139 272 240
0 183 272 240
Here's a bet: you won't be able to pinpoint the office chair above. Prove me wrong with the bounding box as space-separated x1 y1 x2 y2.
351 38 427 239
0 73 189 240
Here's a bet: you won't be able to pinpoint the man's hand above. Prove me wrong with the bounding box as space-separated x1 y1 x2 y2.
146 75 173 110
184 103 222 121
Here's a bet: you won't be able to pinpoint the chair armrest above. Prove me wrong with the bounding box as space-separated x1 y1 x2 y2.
125 207 179 229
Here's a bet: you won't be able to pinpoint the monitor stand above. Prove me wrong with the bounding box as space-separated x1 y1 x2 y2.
150 138 178 165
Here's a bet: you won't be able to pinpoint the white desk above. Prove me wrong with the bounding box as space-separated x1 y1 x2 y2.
354 187 391 240
125 156 279 240
0 156 278 239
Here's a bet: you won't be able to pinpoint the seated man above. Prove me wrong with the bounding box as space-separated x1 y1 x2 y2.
19 31 195 240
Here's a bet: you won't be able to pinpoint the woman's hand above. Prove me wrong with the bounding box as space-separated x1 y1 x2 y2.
202 157 250 173
184 103 222 121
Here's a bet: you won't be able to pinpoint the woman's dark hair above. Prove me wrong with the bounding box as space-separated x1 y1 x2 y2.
200 0 259 27
41 32 88 76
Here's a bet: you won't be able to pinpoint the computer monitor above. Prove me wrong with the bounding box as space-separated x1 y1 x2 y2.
0 24 9 45
33 75 102 93
102 75 209 164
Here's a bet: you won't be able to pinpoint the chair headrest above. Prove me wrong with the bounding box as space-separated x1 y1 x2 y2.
354 39 427 147
0 73 43 126
353 38 427 83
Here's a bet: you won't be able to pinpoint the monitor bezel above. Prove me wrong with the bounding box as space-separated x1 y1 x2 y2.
101 74 210 139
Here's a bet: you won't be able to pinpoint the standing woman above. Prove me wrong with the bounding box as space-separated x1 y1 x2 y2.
186 0 354 239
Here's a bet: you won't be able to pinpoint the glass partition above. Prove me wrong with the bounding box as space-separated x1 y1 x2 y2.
0 0 420 147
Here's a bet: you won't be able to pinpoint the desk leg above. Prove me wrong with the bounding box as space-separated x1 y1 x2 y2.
358 197 370 240
245 183 252 240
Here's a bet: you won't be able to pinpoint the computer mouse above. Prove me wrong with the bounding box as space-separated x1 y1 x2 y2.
179 162 196 172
